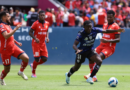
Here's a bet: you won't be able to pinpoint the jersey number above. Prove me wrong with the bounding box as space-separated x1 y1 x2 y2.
5 59 9 64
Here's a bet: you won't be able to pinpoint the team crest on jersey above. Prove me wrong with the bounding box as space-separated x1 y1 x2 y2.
46 25 48 28
84 37 88 40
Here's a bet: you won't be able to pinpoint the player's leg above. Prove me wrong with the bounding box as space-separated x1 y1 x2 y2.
0 53 11 85
86 51 102 84
84 46 103 81
30 45 40 77
12 45 29 80
38 45 48 65
65 54 85 84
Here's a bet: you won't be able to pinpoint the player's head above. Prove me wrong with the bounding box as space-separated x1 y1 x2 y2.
83 20 92 33
0 11 11 24
39 10 45 21
107 10 115 23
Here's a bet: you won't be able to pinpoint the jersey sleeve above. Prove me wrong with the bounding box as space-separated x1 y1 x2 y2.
75 32 82 42
31 22 37 31
94 27 103 33
0 24 6 34
114 25 120 35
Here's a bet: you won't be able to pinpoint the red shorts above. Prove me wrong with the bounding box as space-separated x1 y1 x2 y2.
95 45 115 59
1 45 24 66
32 44 48 58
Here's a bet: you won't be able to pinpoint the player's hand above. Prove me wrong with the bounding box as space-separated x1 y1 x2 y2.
35 38 40 43
18 42 22 46
100 38 108 43
118 28 125 33
76 49 83 54
15 24 22 30
46 38 49 43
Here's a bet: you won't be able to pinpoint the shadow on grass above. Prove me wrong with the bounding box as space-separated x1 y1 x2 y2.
62 84 92 86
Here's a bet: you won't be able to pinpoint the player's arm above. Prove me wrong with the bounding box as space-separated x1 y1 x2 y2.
102 28 125 33
14 39 22 46
73 40 82 54
29 28 39 43
101 34 120 43
46 30 49 43
2 24 21 39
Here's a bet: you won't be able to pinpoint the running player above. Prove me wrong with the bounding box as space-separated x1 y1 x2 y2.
0 11 29 85
29 10 49 78
84 10 123 82
65 20 124 84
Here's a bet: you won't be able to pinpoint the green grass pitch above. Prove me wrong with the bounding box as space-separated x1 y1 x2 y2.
0 65 130 90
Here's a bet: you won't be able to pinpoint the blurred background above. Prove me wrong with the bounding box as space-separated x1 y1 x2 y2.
0 0 130 28
0 0 130 64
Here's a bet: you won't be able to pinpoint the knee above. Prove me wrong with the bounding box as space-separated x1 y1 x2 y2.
24 56 29 62
41 58 47 62
97 59 102 66
4 68 10 73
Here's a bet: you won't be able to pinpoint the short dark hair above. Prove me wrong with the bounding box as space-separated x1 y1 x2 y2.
83 20 92 26
0 11 8 19
107 10 115 16
39 10 45 15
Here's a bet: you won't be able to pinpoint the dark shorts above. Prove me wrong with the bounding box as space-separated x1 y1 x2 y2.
75 50 98 64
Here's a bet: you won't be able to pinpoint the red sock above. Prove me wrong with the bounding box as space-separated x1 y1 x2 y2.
32 60 38 74
89 63 96 73
38 59 44 65
20 61 28 72
0 70 7 79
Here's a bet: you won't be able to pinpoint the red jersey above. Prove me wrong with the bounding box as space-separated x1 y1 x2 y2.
73 0 81 9
65 1 75 9
101 22 120 48
68 13 75 26
82 16 89 22
31 20 49 46
115 14 123 23
0 23 14 52
97 12 106 25
45 12 53 26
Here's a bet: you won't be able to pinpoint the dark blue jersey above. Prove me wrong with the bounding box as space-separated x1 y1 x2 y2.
75 27 103 54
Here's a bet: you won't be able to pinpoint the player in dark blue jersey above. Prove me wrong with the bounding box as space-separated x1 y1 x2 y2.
65 20 124 84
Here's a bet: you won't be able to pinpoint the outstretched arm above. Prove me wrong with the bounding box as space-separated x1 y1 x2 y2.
101 34 120 43
102 28 125 33
2 24 21 39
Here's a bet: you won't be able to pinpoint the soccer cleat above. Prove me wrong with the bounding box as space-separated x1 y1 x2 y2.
0 79 6 85
65 72 70 84
84 73 90 80
84 74 98 82
93 77 98 82
31 74 37 78
86 77 94 84
18 72 28 80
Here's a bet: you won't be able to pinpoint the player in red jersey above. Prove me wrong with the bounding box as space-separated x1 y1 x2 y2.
29 10 49 78
0 11 29 85
84 10 124 82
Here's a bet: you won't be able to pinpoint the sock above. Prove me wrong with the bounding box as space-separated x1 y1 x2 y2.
32 60 38 74
89 62 96 73
20 61 28 72
38 59 44 65
90 64 100 78
0 70 7 80
67 67 75 77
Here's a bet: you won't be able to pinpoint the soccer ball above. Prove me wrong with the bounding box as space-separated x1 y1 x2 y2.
108 77 118 87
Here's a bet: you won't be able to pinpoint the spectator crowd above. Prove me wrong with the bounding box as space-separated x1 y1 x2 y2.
1 0 130 28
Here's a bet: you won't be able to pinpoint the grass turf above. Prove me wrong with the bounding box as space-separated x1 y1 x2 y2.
0 65 130 90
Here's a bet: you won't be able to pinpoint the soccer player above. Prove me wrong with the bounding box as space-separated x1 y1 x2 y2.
0 11 29 85
84 10 123 82
29 10 49 78
65 20 124 84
